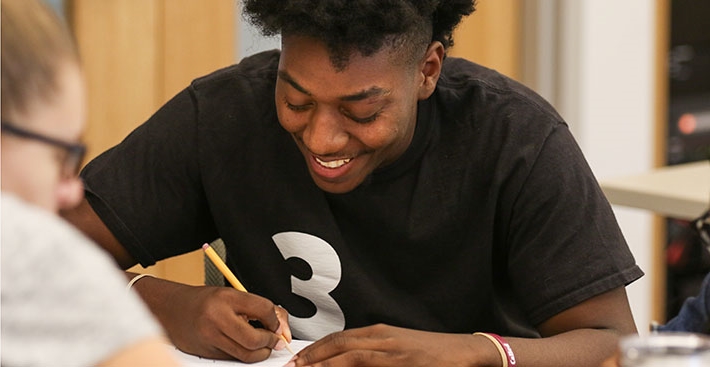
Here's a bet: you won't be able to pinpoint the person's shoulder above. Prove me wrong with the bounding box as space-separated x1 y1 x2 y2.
438 57 563 122
0 193 156 315
0 194 166 367
439 57 506 85
2 194 68 234
1 193 115 270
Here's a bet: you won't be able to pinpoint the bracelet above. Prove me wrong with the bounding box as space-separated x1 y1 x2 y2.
488 333 516 366
473 332 517 367
126 273 156 290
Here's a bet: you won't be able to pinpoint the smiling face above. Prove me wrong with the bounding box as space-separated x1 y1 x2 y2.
275 35 443 193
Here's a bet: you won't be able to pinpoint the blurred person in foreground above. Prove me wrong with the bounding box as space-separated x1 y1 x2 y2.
0 0 180 365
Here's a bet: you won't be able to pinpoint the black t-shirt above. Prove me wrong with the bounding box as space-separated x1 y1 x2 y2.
82 50 643 340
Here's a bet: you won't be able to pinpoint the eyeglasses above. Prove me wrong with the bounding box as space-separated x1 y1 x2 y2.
1 121 86 179
695 209 710 251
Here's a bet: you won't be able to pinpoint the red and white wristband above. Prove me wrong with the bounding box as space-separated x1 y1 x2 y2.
473 332 517 367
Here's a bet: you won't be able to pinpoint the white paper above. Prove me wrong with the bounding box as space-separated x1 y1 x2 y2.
170 340 312 366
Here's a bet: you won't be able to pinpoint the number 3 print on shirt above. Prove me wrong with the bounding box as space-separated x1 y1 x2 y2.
272 231 346 340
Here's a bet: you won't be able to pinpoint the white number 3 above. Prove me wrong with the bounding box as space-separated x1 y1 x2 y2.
272 231 346 340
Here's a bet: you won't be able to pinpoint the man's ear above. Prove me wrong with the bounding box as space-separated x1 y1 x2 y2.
417 41 445 100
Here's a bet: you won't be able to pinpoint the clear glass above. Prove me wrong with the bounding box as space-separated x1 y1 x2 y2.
621 333 710 367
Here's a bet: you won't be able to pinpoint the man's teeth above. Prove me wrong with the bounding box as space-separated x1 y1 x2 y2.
315 157 352 168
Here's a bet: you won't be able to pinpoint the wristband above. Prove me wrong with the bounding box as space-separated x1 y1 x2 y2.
473 332 517 367
126 273 156 290
488 333 516 366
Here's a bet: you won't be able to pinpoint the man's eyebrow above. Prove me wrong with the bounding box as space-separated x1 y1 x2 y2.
339 87 389 102
277 70 389 101
278 70 311 96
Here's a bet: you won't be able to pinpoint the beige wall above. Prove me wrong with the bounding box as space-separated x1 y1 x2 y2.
69 0 235 285
450 0 521 80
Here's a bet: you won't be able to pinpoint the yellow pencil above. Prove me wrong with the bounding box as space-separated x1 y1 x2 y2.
202 243 294 355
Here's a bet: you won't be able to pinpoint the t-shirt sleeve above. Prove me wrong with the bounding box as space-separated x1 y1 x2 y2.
1 198 164 366
81 87 217 266
505 124 644 325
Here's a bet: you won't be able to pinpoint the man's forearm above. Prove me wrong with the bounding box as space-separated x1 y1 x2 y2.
123 271 195 339
504 328 626 367
62 199 138 269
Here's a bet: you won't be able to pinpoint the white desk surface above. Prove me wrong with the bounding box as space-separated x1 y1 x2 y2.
599 161 709 220
170 339 312 366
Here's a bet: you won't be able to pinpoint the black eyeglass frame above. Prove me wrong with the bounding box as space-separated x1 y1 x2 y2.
1 120 87 177
695 209 710 251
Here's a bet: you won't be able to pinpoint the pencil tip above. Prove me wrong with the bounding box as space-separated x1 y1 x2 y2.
280 335 295 355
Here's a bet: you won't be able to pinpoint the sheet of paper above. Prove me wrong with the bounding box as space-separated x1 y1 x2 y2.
170 340 312 366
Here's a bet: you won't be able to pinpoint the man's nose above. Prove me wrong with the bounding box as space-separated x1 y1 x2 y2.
302 106 349 155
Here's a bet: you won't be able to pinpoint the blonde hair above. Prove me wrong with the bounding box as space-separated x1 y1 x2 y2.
1 0 79 122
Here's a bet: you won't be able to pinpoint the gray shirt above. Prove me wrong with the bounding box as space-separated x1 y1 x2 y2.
1 193 163 366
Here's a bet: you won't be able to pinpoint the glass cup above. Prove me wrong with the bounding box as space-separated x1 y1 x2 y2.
620 332 710 367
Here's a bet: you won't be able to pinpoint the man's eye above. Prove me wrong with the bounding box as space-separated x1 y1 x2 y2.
286 102 311 112
349 112 380 124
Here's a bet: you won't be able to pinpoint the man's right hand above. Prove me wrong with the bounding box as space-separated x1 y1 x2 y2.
62 200 293 361
131 275 292 363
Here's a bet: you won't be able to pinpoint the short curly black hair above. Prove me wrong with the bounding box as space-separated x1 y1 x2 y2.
242 0 476 69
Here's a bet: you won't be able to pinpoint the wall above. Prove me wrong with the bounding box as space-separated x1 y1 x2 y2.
69 0 236 285
237 11 280 59
555 0 661 333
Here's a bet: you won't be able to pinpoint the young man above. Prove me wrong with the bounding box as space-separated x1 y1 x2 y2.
64 1 644 365
0 0 179 365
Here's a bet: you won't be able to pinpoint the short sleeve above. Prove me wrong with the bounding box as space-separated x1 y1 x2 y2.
81 87 217 266
506 125 644 325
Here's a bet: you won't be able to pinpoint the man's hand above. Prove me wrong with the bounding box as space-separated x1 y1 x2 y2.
134 277 291 363
288 324 495 366
289 288 636 366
